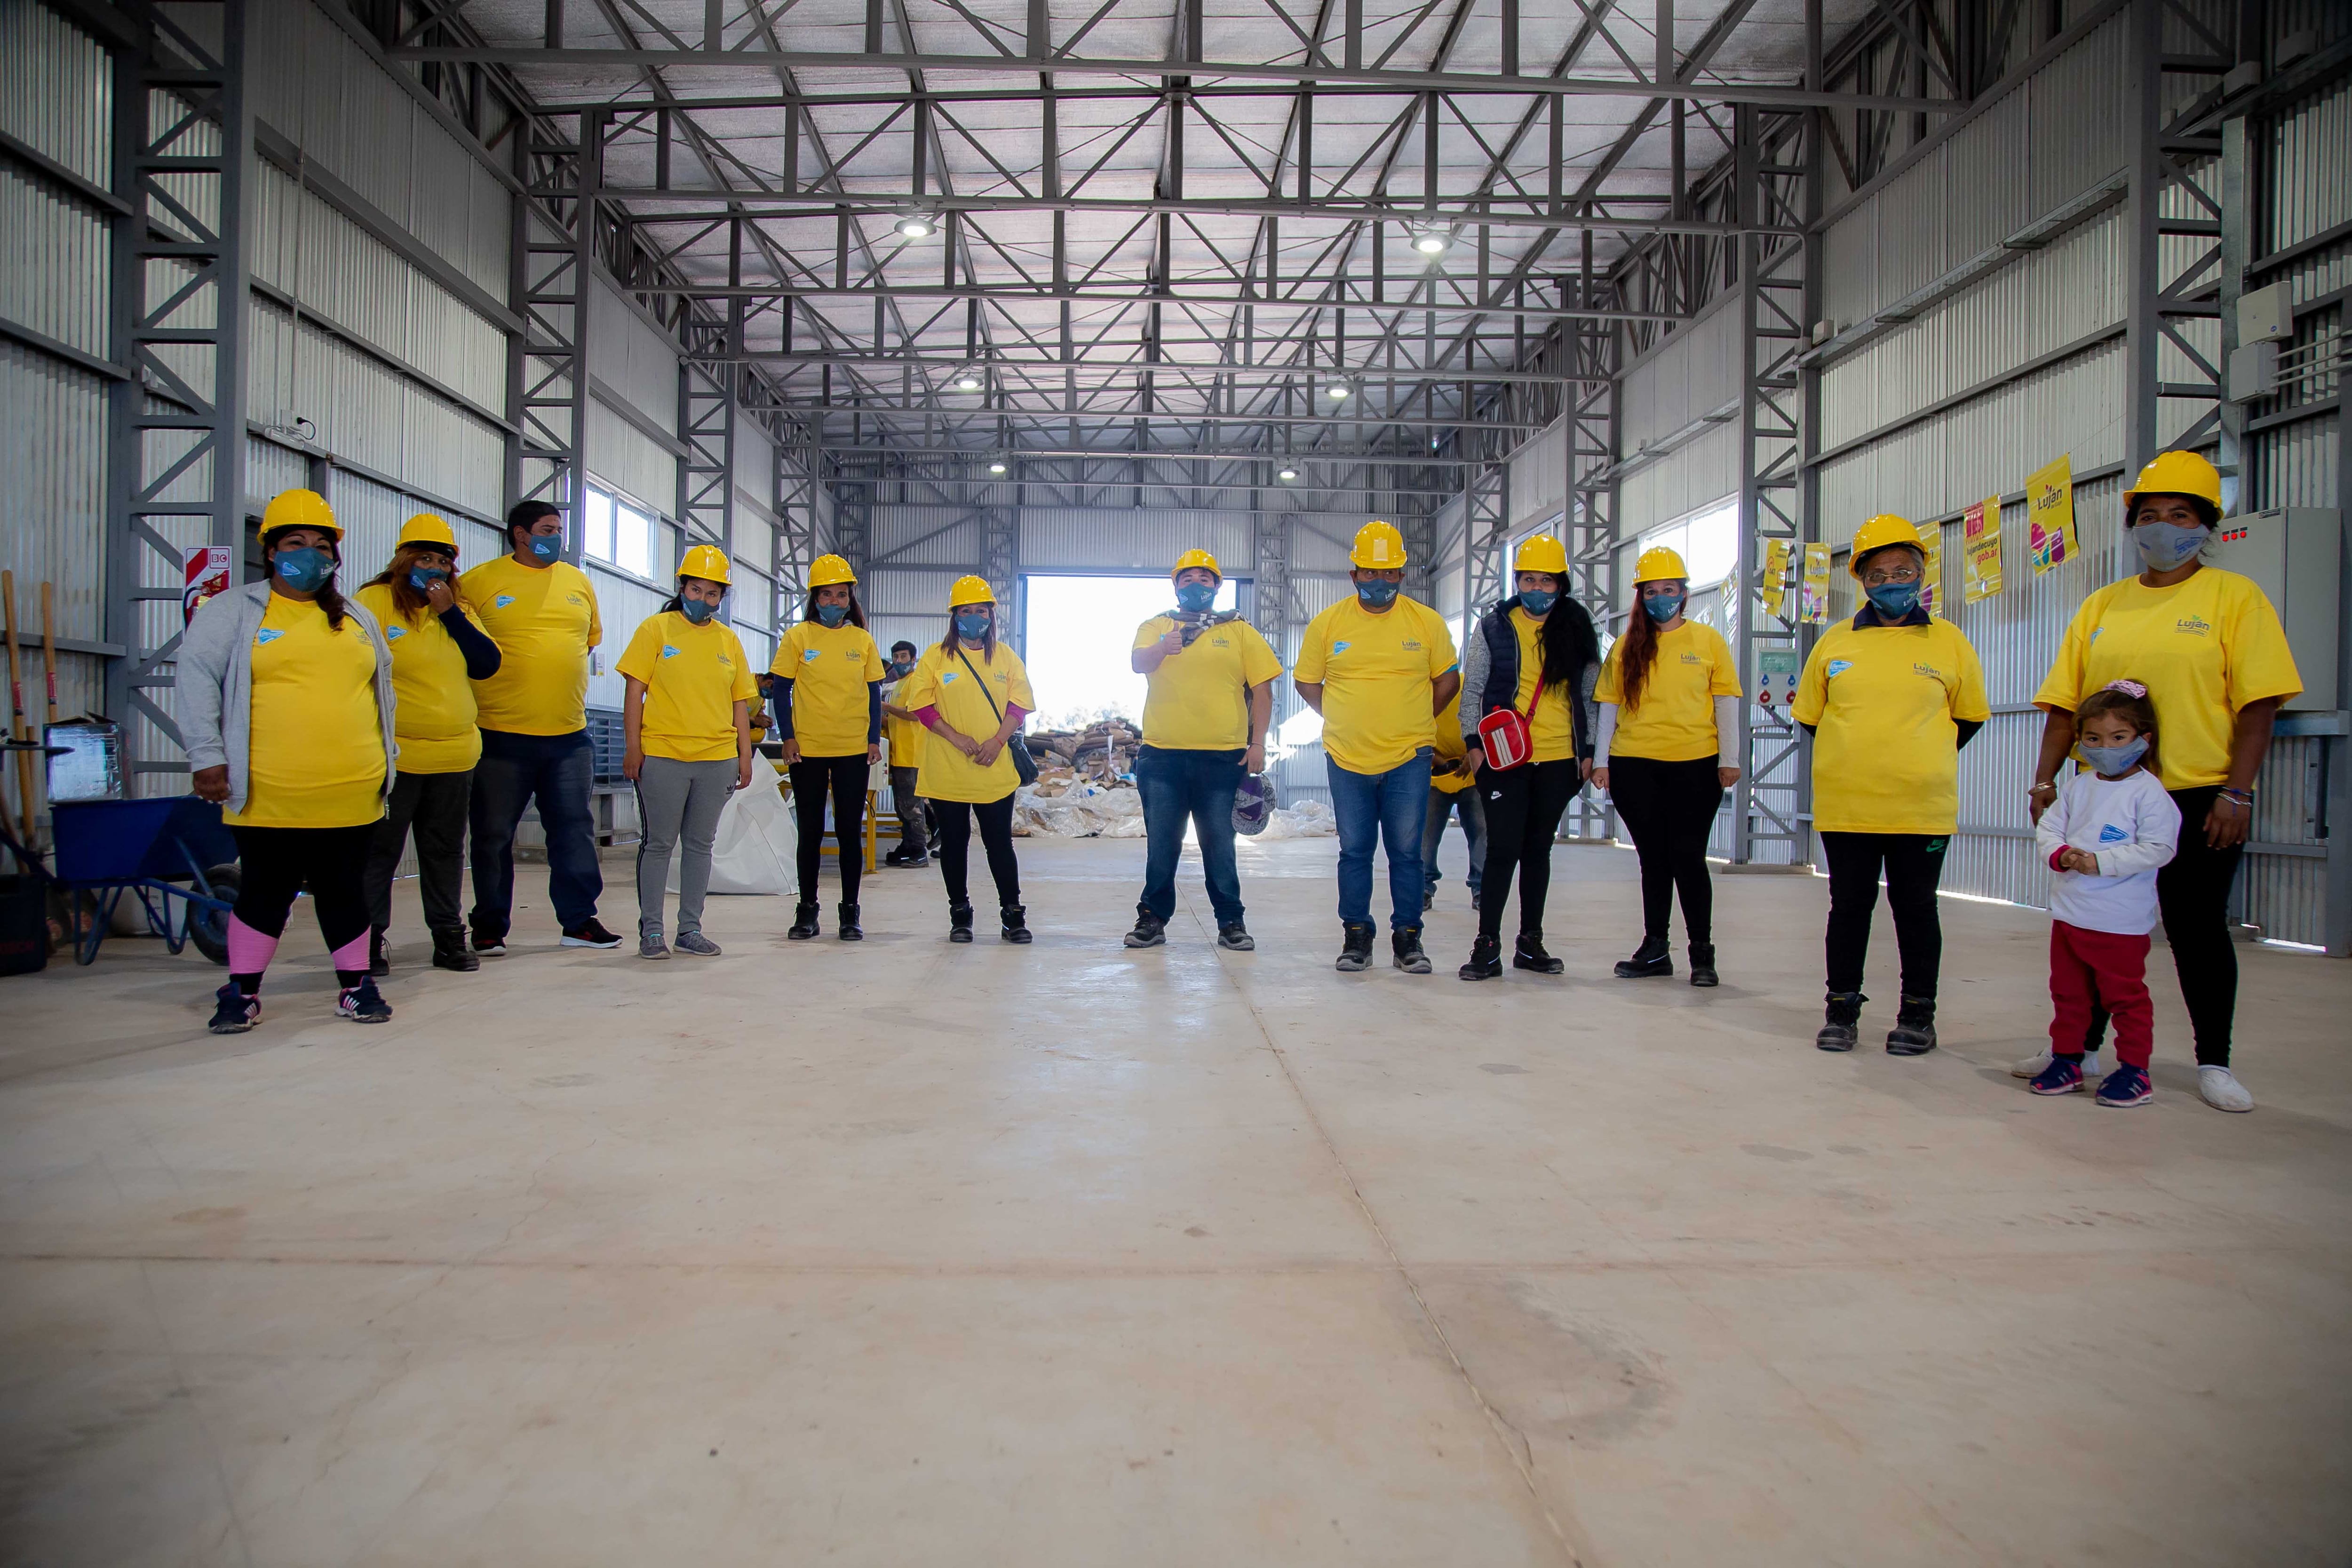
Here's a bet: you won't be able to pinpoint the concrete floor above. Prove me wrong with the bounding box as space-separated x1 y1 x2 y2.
2 830 2348 1567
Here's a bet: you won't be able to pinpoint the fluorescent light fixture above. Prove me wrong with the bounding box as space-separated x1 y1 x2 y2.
1277 466 1298 481
895 213 937 239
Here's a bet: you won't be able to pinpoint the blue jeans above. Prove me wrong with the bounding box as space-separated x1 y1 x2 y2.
1327 750 1432 930
469 729 603 937
1422 783 1486 898
1135 745 1246 926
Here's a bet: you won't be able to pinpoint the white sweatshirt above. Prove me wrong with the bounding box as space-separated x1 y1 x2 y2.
2034 767 2181 935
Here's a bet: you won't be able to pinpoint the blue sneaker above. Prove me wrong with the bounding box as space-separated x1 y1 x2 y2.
2028 1055 2085 1096
2095 1064 2153 1107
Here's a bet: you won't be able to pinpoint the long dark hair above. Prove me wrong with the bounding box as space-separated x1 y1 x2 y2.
1513 579 1598 691
262 524 350 631
1612 579 1684 714
802 585 868 629
943 603 999 664
362 542 453 621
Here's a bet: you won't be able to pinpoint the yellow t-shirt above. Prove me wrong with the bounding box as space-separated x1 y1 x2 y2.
771 621 887 758
2032 566 2301 791
1132 614 1283 751
900 642 1036 804
352 582 481 774
1433 689 1475 795
882 669 928 771
459 556 601 736
1594 621 1742 763
1793 615 1990 836
1293 595 1459 775
614 612 756 763
225 595 386 828
1507 606 1581 764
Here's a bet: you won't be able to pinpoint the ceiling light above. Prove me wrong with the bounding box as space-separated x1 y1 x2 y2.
955 375 982 391
1278 467 1298 481
1326 383 1351 400
895 213 937 239
987 459 1009 475
1411 226 1452 256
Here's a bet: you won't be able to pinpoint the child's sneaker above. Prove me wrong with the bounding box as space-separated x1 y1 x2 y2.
208 983 261 1035
338 978 393 1024
2095 1064 2153 1107
2028 1056 2086 1096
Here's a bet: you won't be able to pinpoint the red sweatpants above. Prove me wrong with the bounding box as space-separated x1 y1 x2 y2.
2048 920 2154 1067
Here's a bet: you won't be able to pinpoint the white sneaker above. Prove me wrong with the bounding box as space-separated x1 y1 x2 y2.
2011 1048 2052 1079
2198 1066 2255 1113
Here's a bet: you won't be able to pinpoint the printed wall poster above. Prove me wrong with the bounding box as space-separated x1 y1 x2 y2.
1761 538 1792 619
2026 455 2077 575
1963 497 2004 602
1918 522 1945 614
1800 542 1831 624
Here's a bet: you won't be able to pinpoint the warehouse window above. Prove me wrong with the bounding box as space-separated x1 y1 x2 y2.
1021 573 1241 733
1637 496 1740 589
581 484 661 581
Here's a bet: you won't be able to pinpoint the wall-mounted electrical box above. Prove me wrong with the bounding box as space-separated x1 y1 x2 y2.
2209 508 2340 711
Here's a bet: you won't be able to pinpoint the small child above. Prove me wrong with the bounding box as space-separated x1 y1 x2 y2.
2029 680 2181 1106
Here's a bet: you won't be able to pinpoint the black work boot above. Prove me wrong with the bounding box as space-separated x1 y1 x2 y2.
1613 934 1674 979
1688 943 1718 988
368 928 391 977
1335 921 1377 972
430 927 479 972
1459 933 1503 981
1391 926 1431 974
787 901 821 940
948 901 975 943
1216 923 1255 951
1124 907 1168 948
837 902 863 941
1816 991 1866 1052
1513 932 1564 975
1887 995 1939 1056
1000 903 1033 943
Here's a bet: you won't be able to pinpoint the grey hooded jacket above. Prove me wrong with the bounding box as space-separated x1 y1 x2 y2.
176 580 397 818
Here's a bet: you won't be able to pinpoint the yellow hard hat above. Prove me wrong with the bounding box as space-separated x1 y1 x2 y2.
261 488 341 541
1350 520 1407 570
1633 545 1687 583
1848 513 1925 577
808 553 857 588
1512 534 1568 575
399 513 457 554
949 573 997 607
1172 548 1222 579
2122 450 2224 514
678 543 732 586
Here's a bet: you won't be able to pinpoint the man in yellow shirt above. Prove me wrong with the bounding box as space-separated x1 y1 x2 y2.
1293 521 1461 973
459 499 622 953
1126 549 1283 951
880 638 934 866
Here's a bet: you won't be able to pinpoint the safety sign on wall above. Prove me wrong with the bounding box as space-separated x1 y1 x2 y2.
183 545 232 623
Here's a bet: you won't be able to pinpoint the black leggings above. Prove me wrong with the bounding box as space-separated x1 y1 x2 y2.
230 823 374 986
935 793 1021 908
1609 754 1723 944
789 754 869 903
1477 757 1582 940
1821 831 1947 1000
2083 785 2244 1067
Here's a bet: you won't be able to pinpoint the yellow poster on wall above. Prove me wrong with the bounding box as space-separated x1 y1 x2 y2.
1918 522 1945 614
1761 537 1792 619
1963 497 2004 602
2026 455 2078 574
1800 542 1831 624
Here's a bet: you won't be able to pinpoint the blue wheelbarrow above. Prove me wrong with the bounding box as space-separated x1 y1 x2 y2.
48 796 241 966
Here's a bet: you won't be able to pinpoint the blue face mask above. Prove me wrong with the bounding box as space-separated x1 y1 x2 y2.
273 547 334 593
678 597 717 625
1641 591 1684 623
815 603 848 628
2133 521 2209 572
954 613 993 641
1865 581 1922 619
888 660 913 677
2080 737 2149 777
1356 580 1399 609
526 533 562 564
408 567 448 592
1175 582 1217 613
1518 588 1557 616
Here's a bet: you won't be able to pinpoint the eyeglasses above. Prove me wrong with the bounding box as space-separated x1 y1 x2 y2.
1859 565 1922 586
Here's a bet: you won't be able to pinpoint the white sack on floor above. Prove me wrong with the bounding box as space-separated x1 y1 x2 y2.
1256 799 1337 839
667 764 795 895
1013 780 1145 838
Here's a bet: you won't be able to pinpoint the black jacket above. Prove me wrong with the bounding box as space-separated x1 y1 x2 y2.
1462 595 1602 761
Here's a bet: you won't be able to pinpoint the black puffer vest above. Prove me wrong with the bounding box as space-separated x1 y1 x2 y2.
1474 594 1597 754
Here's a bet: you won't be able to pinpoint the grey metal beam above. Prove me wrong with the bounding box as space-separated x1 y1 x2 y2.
699 351 1607 387
604 278 1682 325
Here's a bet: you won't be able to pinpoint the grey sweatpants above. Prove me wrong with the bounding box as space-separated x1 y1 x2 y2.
635 756 736 937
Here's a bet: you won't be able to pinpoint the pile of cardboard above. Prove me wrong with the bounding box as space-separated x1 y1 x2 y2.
1023 718 1142 781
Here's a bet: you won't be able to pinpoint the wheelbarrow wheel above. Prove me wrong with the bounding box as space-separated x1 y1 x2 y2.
186 864 241 966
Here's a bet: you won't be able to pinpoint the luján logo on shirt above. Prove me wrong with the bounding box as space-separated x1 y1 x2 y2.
1912 662 1942 680
1401 639 1423 652
2175 613 2213 637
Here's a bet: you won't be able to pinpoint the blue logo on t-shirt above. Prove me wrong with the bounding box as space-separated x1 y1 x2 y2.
2098 823 2129 844
941 671 960 685
1825 659 1852 678
494 594 516 608
802 648 821 664
1332 640 1352 654
385 626 406 641
660 644 680 660
255 629 285 645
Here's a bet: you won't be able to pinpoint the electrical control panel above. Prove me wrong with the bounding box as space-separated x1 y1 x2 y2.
2208 508 2341 712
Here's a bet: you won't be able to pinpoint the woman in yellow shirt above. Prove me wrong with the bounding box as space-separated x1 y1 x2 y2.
354 515 502 976
617 547 757 959
177 489 397 1033
1792 515 1990 1056
2023 451 2300 1112
767 553 886 940
897 576 1036 943
1592 546 1743 987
